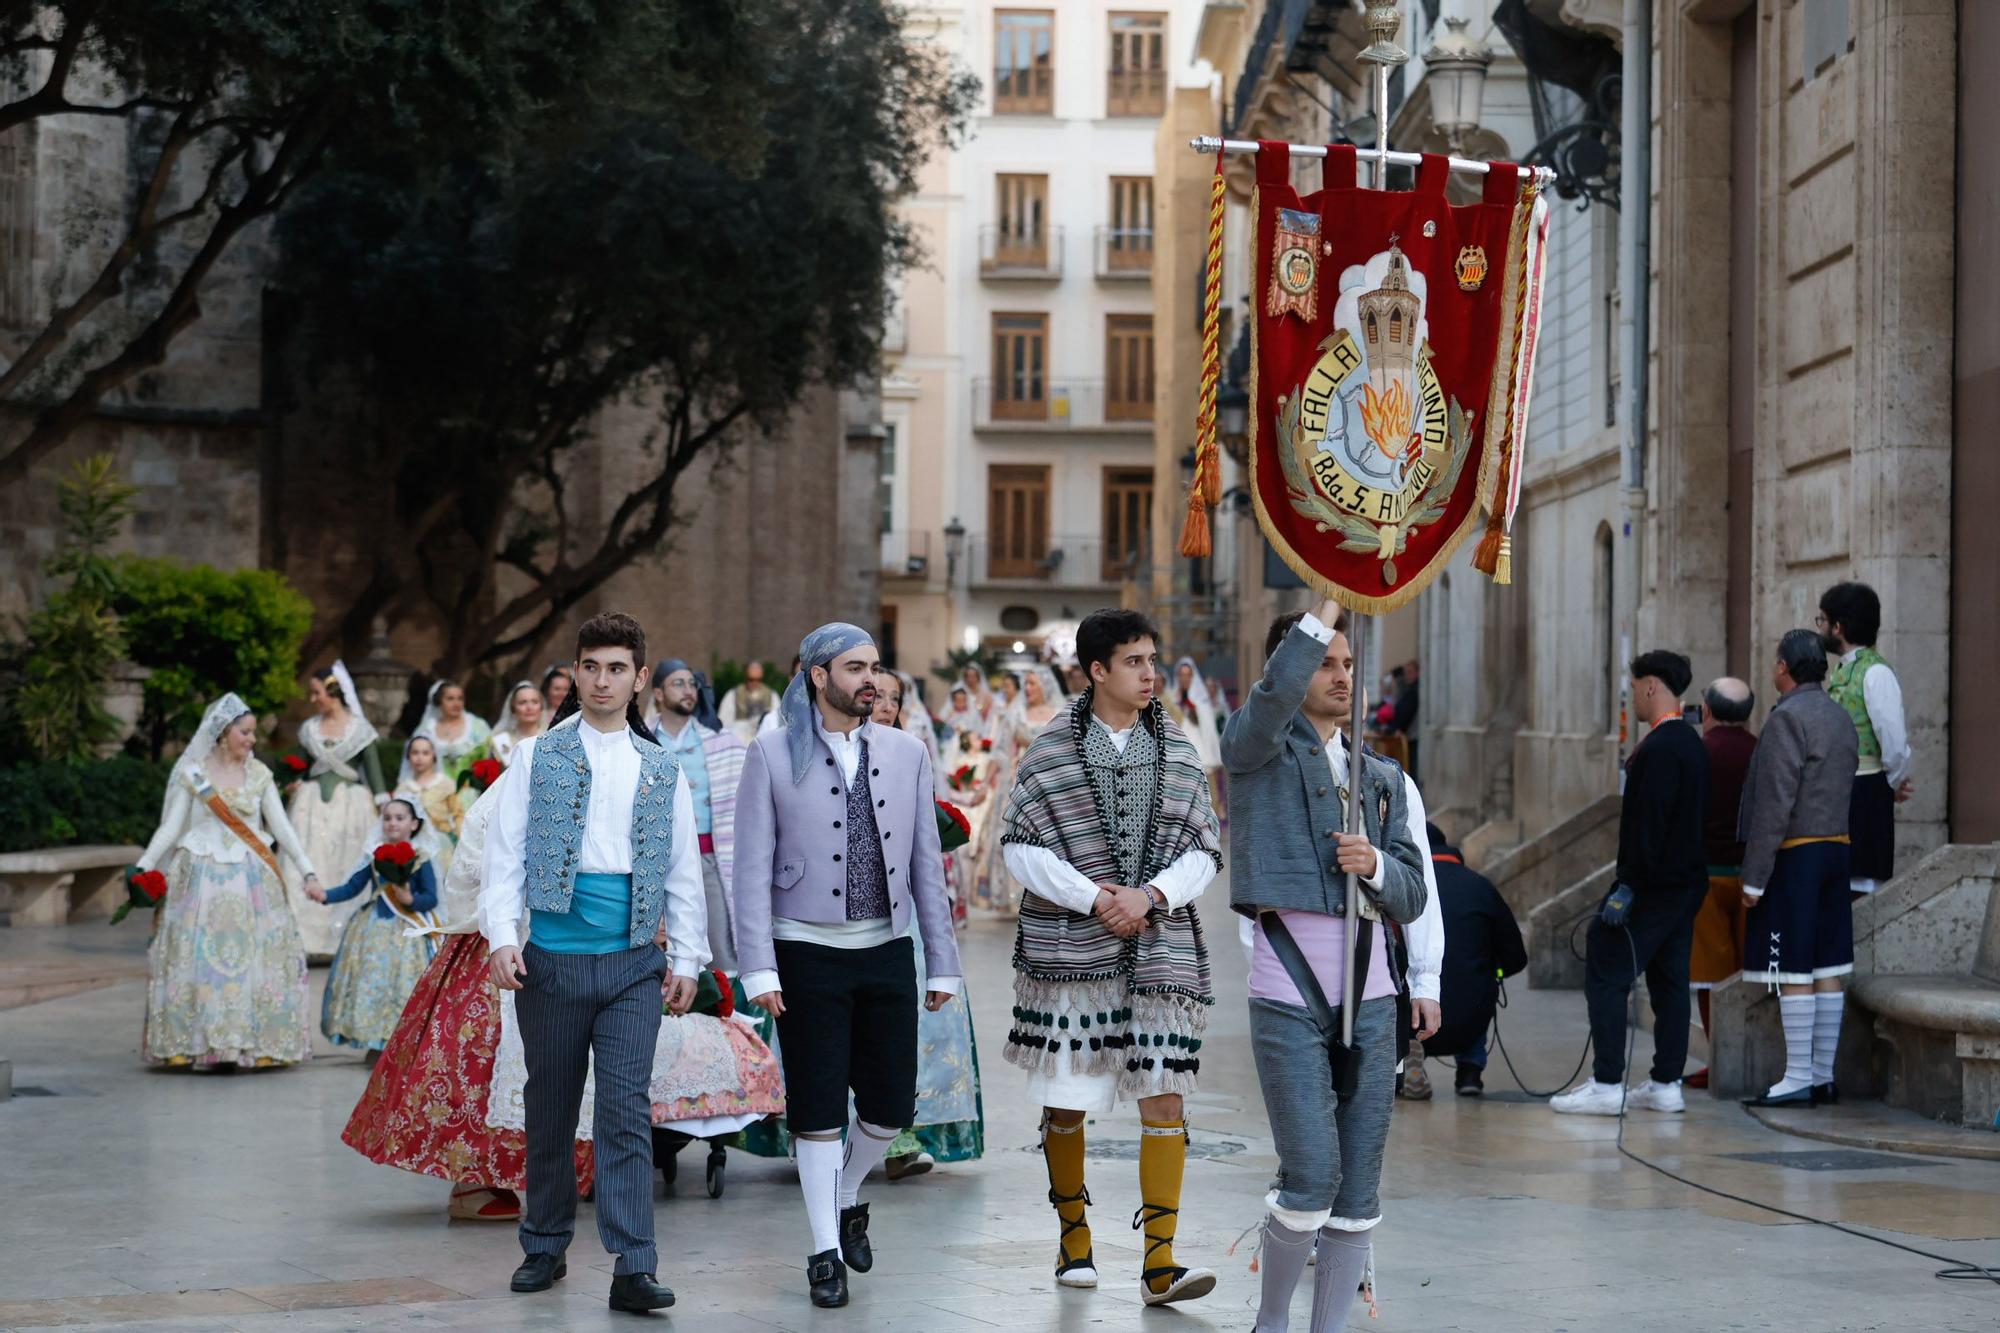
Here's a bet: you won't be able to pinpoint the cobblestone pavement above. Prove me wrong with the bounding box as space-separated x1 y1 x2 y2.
3 915 1999 1331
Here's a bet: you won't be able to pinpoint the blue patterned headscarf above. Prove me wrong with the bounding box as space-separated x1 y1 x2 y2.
654 657 723 733
781 622 877 783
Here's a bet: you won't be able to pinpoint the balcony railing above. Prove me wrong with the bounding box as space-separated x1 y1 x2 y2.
1095 225 1154 279
978 224 1064 279
968 535 1143 588
1107 67 1166 117
970 377 1153 431
879 529 932 579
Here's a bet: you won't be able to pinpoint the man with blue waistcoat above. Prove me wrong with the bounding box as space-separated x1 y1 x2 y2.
480 612 708 1314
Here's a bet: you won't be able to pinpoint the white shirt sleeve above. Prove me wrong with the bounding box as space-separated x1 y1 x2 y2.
137 781 192 873
741 969 781 1000
1002 841 1104 915
661 777 708 978
1864 663 1910 786
1295 612 1337 644
1400 775 1443 1004
1148 847 1219 912
477 738 537 951
261 779 317 879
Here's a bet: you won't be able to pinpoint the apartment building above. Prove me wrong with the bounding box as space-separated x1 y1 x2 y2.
879 1 1213 678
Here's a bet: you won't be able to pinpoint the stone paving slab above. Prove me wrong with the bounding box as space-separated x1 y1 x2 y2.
4 915 2000 1330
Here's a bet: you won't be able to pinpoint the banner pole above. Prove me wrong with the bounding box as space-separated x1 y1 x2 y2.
1189 136 1554 186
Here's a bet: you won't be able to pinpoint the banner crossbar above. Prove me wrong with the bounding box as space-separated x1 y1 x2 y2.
1190 135 1555 184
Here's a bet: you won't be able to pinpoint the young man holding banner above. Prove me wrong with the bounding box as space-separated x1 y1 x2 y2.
1223 599 1439 1333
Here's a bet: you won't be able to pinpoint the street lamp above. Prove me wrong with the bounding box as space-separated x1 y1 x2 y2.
1424 18 1493 155
943 517 966 580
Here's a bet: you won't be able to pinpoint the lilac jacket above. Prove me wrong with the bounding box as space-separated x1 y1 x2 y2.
731 720 960 983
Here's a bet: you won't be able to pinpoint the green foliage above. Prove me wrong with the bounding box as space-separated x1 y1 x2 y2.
931 647 1001 688
0 756 170 854
11 457 136 762
276 0 978 672
111 557 314 754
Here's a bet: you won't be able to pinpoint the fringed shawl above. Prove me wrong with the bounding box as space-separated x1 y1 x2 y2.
999 691 1221 1093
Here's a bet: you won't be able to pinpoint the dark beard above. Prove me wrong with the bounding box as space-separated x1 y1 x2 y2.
670 699 696 716
823 679 873 718
1820 632 1842 655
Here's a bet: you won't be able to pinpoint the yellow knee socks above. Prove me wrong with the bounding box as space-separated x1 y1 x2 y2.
1042 1115 1092 1267
1136 1118 1188 1293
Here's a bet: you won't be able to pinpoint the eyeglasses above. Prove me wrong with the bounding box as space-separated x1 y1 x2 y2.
1812 613 1828 630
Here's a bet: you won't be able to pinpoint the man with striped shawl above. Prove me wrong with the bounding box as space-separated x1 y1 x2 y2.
1000 608 1224 1308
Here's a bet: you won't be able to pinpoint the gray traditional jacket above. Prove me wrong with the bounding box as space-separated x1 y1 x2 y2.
1737 681 1860 890
1221 622 1427 923
730 719 960 983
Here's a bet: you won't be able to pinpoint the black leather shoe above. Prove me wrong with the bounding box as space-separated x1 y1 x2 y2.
609 1272 676 1313
1813 1081 1840 1106
1741 1086 1815 1108
1455 1065 1484 1097
838 1201 874 1273
807 1248 848 1308
510 1252 567 1293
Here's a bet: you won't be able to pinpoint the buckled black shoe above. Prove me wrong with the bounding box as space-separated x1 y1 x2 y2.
510 1252 566 1293
838 1202 874 1273
807 1248 849 1308
609 1272 676 1313
1813 1081 1840 1106
1741 1086 1815 1108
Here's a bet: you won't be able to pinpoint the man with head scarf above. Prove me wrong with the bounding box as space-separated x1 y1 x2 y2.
650 658 749 972
732 623 962 1310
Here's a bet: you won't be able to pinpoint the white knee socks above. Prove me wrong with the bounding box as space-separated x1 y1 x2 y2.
1811 991 1844 1085
1253 1218 1315 1332
1771 994 1815 1097
837 1118 899 1209
796 1136 844 1254
1309 1227 1373 1333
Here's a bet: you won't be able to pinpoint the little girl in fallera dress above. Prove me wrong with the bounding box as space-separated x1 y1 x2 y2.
397 736 464 878
310 798 441 1058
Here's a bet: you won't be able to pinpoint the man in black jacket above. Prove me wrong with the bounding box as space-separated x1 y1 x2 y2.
1552 650 1710 1117
1419 824 1526 1097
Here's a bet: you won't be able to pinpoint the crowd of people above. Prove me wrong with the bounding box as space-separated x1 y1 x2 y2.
113 578 1910 1328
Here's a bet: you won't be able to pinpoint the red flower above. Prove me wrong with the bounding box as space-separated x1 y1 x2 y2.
979 737 994 752
711 968 735 1020
374 840 418 866
282 754 308 774
937 800 971 837
133 869 168 901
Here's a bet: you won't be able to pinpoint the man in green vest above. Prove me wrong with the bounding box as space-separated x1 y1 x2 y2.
1817 583 1912 899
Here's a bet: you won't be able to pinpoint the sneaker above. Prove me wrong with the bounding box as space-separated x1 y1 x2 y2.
884 1150 935 1181
1624 1079 1685 1113
1549 1079 1626 1116
1454 1065 1484 1097
1397 1059 1433 1101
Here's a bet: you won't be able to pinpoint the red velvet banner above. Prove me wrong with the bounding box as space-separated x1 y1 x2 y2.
1250 143 1538 612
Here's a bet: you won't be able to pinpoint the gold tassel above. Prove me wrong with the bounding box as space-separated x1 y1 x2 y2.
1178 485 1212 558
1200 445 1221 507
1471 517 1504 577
1493 532 1512 585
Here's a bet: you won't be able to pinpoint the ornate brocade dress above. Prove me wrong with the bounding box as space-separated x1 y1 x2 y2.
136 760 314 1068
320 860 440 1052
285 713 385 958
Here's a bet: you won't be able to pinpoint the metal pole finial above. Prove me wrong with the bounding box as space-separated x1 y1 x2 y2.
1359 1 1409 68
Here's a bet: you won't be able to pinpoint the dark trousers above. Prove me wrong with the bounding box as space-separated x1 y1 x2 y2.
515 942 665 1275
1584 884 1703 1085
771 936 918 1134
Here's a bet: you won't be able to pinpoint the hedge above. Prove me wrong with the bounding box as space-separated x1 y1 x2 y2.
0 757 172 854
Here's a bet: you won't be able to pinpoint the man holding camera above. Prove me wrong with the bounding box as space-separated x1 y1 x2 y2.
1552 650 1710 1116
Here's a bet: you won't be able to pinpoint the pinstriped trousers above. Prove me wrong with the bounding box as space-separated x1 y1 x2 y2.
516 942 666 1276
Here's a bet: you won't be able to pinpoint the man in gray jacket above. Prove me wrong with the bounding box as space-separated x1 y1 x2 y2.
732 622 961 1308
1224 599 1431 1333
1739 628 1860 1109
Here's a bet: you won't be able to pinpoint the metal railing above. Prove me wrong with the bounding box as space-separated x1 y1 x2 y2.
970 377 1152 430
978 224 1064 279
1094 225 1154 278
967 535 1142 588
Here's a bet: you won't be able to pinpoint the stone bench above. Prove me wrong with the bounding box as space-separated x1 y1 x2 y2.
1845 974 2000 1128
0 846 144 926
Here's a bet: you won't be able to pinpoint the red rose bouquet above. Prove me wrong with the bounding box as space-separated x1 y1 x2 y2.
372 840 420 886
979 737 994 752
110 867 168 925
947 763 978 793
680 966 737 1020
935 800 972 852
281 754 308 776
458 757 506 794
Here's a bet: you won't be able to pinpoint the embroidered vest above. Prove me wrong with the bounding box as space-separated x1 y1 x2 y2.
843 741 891 921
1827 645 1889 760
523 721 682 947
